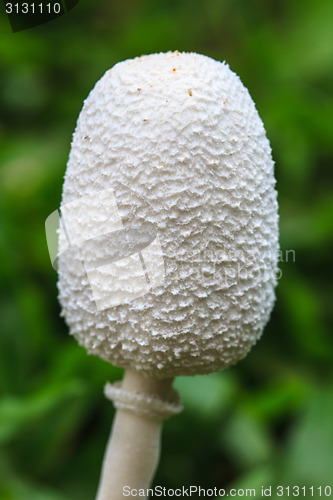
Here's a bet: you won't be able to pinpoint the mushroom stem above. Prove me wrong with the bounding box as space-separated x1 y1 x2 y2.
96 371 178 500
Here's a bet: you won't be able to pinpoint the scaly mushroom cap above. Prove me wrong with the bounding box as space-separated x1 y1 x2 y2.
58 51 279 378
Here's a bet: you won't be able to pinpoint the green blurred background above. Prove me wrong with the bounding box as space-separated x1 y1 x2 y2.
0 0 332 498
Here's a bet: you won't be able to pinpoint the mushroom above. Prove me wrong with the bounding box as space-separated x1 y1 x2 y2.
55 52 279 499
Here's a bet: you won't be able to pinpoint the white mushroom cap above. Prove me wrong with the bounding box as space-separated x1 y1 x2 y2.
58 51 279 378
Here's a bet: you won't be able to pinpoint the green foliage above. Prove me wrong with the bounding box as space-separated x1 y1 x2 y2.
0 0 332 498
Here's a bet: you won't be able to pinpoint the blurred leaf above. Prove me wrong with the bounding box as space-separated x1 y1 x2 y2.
223 464 275 498
175 372 237 420
279 195 333 250
220 412 273 468
281 385 333 485
0 478 68 500
0 381 85 443
279 272 332 360
0 134 66 200
242 374 310 422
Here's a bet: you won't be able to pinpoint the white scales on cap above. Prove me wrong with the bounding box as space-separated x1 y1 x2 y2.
57 51 279 379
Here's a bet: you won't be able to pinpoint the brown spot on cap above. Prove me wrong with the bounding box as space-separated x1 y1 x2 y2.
188 89 193 96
